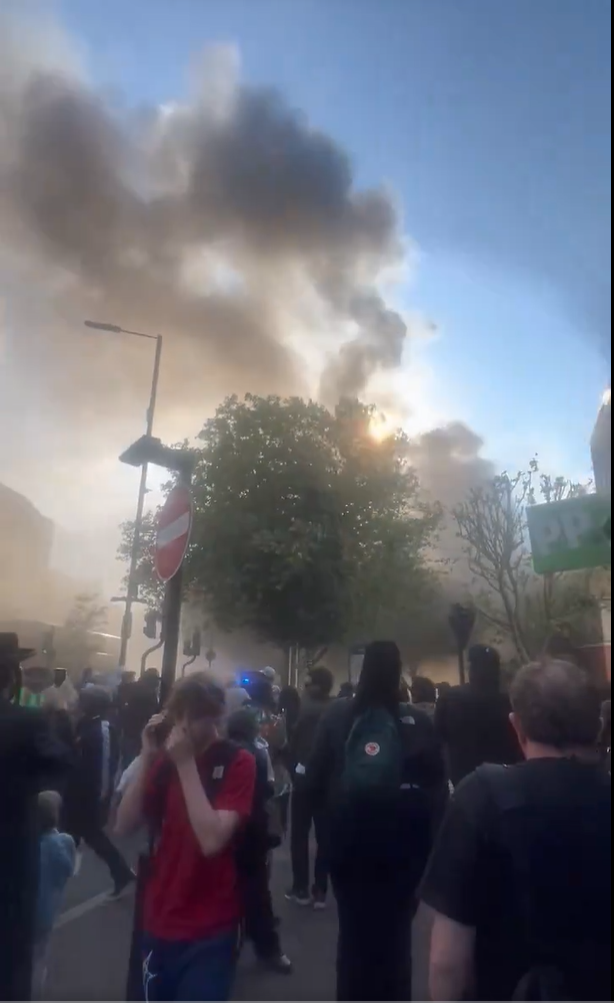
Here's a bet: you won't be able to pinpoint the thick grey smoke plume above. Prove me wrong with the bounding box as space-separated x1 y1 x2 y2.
408 422 495 571
0 18 408 435
408 422 495 507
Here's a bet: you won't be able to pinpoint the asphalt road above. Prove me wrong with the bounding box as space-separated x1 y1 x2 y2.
47 839 431 1001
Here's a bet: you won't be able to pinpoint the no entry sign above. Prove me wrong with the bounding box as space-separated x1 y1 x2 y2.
155 483 193 582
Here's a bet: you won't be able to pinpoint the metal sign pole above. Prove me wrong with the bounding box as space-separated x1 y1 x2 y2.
159 458 194 707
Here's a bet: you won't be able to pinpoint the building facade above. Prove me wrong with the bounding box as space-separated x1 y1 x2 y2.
0 483 54 620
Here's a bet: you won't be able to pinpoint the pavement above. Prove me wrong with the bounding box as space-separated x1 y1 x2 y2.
47 838 431 1001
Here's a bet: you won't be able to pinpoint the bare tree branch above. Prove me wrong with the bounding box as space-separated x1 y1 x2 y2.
453 461 595 662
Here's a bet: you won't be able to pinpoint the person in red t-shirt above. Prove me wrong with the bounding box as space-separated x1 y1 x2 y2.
116 673 256 1002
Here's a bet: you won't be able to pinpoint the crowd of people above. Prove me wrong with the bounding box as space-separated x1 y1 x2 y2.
1 629 611 1002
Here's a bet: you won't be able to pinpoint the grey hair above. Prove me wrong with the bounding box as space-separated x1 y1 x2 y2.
511 660 602 749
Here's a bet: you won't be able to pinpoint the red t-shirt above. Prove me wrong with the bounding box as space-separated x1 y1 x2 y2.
143 744 256 941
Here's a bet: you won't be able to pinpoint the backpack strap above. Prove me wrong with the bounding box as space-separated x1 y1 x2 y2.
147 740 240 855
147 758 174 856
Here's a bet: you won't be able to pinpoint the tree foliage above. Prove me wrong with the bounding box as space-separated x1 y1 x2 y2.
60 592 109 673
117 511 165 612
119 395 440 652
453 461 599 661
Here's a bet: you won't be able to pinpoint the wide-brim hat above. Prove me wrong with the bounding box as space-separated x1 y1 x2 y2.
0 632 36 662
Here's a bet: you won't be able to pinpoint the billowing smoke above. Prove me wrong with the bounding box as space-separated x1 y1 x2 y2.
408 422 495 507
408 422 496 572
0 14 410 446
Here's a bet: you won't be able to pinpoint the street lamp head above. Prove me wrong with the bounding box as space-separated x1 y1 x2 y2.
120 434 195 475
84 320 123 334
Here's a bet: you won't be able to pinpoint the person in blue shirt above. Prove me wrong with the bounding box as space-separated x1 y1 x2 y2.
33 791 76 999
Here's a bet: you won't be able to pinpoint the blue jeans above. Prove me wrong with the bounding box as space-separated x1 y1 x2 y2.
142 931 239 1001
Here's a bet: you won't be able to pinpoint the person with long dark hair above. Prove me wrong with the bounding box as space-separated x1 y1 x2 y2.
306 641 447 1001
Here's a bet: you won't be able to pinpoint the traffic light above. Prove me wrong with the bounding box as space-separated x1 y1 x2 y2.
449 603 476 650
143 611 158 640
183 630 202 658
448 603 477 686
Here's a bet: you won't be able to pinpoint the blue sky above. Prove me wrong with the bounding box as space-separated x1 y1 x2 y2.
52 0 610 482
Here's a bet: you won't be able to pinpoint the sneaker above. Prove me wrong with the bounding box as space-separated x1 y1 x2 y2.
312 891 327 911
285 887 312 907
262 953 293 975
108 871 136 900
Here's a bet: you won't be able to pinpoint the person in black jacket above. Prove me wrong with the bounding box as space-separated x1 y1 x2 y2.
434 644 522 787
0 634 69 1001
118 669 160 767
307 642 448 1002
226 708 292 974
63 685 134 896
286 667 334 908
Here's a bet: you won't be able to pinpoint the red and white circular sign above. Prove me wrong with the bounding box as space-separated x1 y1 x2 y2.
155 483 193 582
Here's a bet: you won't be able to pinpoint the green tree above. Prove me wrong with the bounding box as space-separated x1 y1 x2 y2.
453 462 597 661
117 511 165 611
119 394 440 655
60 592 109 674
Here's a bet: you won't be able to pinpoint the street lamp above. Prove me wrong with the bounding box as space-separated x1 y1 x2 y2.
119 434 195 705
84 320 164 669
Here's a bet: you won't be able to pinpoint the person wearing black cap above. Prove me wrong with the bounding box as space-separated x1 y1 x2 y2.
0 633 69 1001
434 644 522 787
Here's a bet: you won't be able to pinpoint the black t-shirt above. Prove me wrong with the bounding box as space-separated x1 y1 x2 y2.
434 684 522 787
120 682 159 742
420 758 611 1001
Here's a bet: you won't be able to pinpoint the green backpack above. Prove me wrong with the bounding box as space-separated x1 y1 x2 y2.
342 705 413 799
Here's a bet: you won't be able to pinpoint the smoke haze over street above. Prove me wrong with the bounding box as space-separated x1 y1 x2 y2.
0 1 609 592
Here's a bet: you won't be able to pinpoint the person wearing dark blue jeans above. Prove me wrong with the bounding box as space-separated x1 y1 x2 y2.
115 674 257 1003
142 932 238 1002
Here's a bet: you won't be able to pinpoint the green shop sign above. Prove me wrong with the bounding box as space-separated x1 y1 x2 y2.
527 493 611 575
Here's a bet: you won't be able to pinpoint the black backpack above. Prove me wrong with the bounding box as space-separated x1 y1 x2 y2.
333 704 441 880
477 764 609 1002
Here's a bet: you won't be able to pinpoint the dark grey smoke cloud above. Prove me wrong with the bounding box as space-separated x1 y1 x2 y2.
408 422 495 506
0 25 408 429
408 422 496 569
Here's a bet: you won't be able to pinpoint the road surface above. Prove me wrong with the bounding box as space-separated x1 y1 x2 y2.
47 838 431 1000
